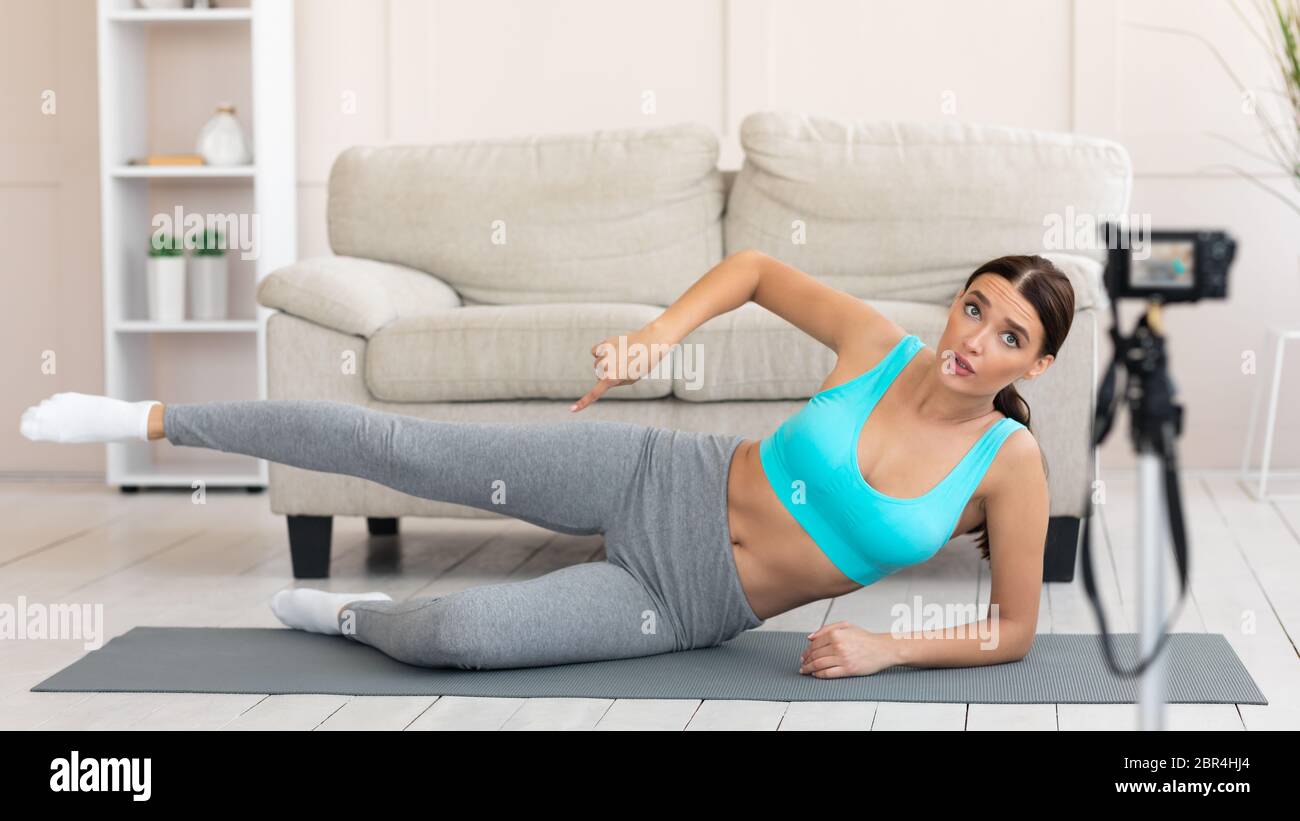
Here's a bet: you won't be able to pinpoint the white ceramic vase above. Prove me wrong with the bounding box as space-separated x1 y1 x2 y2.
136 0 186 9
188 255 228 320
197 104 252 166
147 256 187 323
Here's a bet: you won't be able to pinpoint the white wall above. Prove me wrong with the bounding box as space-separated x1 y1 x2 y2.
3 0 1298 476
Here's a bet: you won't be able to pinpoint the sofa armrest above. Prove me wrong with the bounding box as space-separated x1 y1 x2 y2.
256 255 463 337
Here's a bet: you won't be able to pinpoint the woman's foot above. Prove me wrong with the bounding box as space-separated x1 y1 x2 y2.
20 391 160 443
270 588 393 635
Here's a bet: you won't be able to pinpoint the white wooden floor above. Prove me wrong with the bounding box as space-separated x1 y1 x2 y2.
1 470 1296 731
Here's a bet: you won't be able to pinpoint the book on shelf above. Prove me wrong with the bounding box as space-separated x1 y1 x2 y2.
126 154 207 166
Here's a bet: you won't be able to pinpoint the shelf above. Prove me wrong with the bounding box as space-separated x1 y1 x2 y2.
112 164 255 178
117 466 265 488
99 0 294 489
111 443 266 487
115 319 259 333
107 8 252 23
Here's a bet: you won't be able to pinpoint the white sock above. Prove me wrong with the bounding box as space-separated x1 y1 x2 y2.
270 588 393 635
19 391 160 444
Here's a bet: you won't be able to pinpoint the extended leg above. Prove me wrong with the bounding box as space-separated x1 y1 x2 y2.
162 399 652 535
339 561 680 669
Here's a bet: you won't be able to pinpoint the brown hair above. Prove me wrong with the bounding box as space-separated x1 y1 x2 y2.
959 255 1075 561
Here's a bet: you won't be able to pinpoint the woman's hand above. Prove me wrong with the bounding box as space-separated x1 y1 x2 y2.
570 323 678 412
799 621 898 678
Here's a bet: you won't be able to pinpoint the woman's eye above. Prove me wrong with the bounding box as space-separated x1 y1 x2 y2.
966 302 1017 346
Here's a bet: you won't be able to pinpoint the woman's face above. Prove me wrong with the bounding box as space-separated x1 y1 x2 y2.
938 273 1053 394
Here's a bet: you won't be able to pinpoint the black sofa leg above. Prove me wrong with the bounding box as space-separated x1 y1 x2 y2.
287 515 333 578
1043 516 1081 583
367 517 399 536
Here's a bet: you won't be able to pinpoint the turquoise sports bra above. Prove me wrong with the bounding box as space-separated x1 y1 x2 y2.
758 333 1025 586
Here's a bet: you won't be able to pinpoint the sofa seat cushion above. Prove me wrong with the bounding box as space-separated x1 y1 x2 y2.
724 111 1131 312
365 303 674 402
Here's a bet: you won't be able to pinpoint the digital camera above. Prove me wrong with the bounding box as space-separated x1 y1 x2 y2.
1101 222 1236 303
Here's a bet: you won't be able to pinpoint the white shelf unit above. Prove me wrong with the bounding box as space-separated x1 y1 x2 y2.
106 7 253 22
111 164 256 178
96 0 296 489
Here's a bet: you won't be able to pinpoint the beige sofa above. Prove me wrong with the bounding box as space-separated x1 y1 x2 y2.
256 110 1131 583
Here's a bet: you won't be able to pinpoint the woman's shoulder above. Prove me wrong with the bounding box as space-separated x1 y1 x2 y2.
813 323 911 396
1004 423 1039 454
986 426 1044 495
843 321 912 373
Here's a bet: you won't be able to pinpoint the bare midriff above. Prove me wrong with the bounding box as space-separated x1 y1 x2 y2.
722 437 993 621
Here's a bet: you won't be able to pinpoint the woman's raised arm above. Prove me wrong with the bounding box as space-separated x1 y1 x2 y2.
651 249 894 355
573 249 897 411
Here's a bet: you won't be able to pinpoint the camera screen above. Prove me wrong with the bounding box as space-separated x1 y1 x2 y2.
1131 240 1195 289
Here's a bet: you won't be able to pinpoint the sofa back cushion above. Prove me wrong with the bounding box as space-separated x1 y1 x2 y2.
724 112 1132 311
328 123 725 306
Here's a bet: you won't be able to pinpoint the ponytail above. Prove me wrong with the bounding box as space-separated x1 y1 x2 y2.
970 381 1046 561
993 382 1030 427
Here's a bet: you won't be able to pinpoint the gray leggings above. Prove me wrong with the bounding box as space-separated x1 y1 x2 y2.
163 400 763 670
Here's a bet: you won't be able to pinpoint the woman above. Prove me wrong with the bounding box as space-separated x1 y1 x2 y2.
20 250 1068 678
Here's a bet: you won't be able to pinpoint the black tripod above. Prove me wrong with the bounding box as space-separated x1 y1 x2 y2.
1081 299 1191 730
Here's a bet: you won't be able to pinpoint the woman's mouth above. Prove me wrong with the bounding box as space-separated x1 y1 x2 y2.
951 352 976 376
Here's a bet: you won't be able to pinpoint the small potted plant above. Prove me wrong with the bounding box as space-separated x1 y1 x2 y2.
147 231 186 323
187 226 228 320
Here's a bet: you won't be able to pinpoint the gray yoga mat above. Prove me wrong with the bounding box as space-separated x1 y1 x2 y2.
30 627 1266 704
